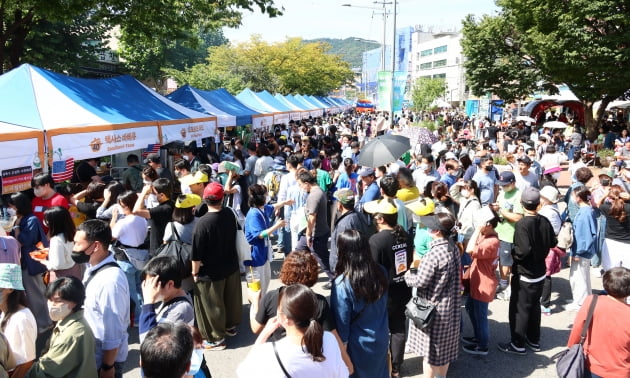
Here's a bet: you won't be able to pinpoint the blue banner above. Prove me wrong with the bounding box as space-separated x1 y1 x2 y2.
393 71 407 113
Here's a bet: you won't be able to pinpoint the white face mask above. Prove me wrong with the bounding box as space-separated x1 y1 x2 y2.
143 180 152 185
182 155 189 161
6 208 16 217
48 302 72 322
186 348 204 375
460 189 470 198
33 187 45 198
419 163 428 172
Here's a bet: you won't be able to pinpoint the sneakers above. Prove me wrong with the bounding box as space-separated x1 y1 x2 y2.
540 306 551 316
463 344 489 356
497 291 511 301
461 336 478 346
497 342 526 356
225 326 238 337
322 282 332 290
496 283 508 293
525 339 541 352
203 339 226 351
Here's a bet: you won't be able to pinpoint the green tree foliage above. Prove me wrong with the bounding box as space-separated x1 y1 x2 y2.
411 77 446 112
461 0 630 134
0 0 280 74
304 37 380 68
169 36 355 96
120 27 229 87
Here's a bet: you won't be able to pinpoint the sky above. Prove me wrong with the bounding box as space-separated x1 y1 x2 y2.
223 0 499 44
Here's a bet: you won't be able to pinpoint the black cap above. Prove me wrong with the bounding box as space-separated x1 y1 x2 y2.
143 153 160 164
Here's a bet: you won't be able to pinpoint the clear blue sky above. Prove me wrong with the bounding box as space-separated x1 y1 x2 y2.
223 0 499 43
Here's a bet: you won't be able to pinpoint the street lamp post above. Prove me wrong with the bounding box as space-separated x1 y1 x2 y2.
342 3 389 71
390 0 397 120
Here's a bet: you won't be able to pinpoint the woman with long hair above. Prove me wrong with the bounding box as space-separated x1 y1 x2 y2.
364 200 412 377
0 264 37 378
248 250 353 373
96 180 126 221
566 186 598 312
596 184 630 272
34 206 82 281
237 284 349 377
431 180 458 216
110 190 148 325
7 192 51 333
331 230 389 378
404 212 461 378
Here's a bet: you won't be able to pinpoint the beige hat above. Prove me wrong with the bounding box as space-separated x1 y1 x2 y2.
539 185 560 204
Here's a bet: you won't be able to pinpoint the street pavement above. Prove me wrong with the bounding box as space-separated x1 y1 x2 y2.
124 253 603 377
124 168 601 377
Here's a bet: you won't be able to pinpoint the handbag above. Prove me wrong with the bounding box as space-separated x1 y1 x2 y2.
552 295 598 378
229 208 250 264
405 296 436 330
156 223 193 277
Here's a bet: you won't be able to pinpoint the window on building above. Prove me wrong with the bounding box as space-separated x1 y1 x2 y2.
433 73 446 79
420 49 433 57
420 62 432 70
434 45 447 54
433 59 447 68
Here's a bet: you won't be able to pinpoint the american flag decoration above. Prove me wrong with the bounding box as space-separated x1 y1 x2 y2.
51 158 74 183
142 143 161 157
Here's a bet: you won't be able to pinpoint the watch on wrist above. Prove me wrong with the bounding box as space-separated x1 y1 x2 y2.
101 363 115 371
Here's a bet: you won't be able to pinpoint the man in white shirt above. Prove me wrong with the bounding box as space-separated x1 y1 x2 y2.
73 219 129 378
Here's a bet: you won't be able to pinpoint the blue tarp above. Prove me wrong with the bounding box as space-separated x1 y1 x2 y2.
168 85 261 126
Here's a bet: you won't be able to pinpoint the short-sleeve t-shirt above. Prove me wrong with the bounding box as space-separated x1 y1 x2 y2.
32 193 69 233
495 188 524 243
256 288 335 341
112 214 148 247
369 230 413 285
148 200 174 255
472 170 497 206
306 186 330 237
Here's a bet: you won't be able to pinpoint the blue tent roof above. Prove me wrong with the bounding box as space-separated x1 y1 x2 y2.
286 94 314 110
236 88 282 113
167 85 260 126
305 95 329 109
0 64 207 130
256 90 294 112
274 94 308 111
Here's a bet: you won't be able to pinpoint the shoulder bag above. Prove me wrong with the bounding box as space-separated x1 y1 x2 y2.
405 296 436 330
230 208 250 264
552 295 598 378
156 223 193 277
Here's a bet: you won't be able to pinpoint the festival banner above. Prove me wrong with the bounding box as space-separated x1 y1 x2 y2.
393 71 407 113
377 71 392 111
2 166 33 194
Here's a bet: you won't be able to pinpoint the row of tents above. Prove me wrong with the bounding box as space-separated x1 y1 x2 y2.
0 64 352 185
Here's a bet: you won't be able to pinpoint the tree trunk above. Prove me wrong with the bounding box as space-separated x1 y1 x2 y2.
583 98 612 140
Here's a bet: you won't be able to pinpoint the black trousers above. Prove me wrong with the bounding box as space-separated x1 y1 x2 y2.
508 275 544 348
540 276 552 308
388 288 411 372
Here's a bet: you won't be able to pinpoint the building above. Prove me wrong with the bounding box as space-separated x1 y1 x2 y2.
409 27 466 106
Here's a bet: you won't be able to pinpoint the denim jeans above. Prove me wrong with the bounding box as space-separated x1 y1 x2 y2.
117 260 142 322
465 296 489 349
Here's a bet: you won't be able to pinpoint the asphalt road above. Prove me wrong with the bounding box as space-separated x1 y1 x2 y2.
123 251 603 378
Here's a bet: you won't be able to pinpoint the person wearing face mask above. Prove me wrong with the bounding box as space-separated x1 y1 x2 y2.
0 263 37 378
8 192 52 334
173 159 192 195
450 180 482 251
31 173 69 233
27 276 97 378
182 145 201 174
472 155 499 206
404 212 461 378
439 160 461 189
491 171 524 301
134 178 175 257
73 219 129 378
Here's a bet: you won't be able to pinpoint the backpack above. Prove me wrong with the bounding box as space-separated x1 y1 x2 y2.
264 170 286 202
552 208 574 250
155 223 193 278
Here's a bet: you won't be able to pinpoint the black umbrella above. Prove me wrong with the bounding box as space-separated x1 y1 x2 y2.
358 134 411 167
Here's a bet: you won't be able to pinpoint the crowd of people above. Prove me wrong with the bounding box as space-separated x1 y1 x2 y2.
0 109 629 378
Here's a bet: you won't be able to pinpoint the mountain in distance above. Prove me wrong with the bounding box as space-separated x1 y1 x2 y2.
304 37 380 69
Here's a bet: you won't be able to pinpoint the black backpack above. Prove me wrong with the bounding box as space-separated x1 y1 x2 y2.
155 223 193 277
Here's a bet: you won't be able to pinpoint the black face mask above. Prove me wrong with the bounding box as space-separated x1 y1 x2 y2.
484 165 494 171
71 242 94 264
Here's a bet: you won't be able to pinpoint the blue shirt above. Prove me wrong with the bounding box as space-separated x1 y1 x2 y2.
571 205 597 258
472 170 497 205
360 182 381 203
244 205 274 267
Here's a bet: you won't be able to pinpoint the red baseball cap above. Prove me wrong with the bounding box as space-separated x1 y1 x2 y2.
202 182 224 201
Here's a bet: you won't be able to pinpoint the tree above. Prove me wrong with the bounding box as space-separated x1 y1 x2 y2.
461 0 630 135
411 77 446 112
0 0 280 74
168 36 354 96
120 27 229 88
